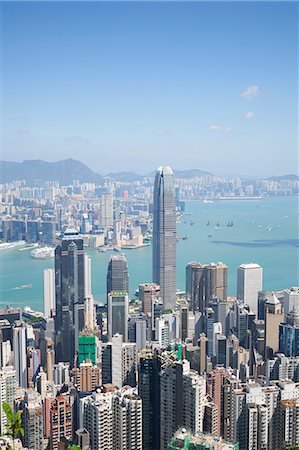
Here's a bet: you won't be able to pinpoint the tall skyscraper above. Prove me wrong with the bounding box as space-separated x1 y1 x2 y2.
84 254 92 298
100 192 113 228
107 254 129 295
107 292 129 341
54 228 85 365
13 320 27 388
43 268 55 318
237 263 263 312
139 283 160 314
153 166 176 310
186 262 205 311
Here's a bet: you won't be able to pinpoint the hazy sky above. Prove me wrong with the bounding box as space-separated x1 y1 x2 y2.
1 1 298 176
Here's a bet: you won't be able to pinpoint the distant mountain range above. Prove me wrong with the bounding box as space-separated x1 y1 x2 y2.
0 158 297 185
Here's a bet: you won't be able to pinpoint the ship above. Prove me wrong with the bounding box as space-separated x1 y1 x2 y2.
31 246 54 260
227 221 234 227
190 221 195 226
182 234 188 240
17 284 33 289
206 221 210 226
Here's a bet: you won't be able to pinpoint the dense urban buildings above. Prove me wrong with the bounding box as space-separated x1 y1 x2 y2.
0 165 298 450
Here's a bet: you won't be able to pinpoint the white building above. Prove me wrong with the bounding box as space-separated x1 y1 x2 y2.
100 193 113 229
237 263 263 312
284 287 299 320
0 366 16 435
81 386 142 450
43 268 55 318
111 334 136 389
0 340 11 367
84 254 92 298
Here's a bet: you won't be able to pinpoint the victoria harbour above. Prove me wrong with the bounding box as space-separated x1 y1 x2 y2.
0 196 297 312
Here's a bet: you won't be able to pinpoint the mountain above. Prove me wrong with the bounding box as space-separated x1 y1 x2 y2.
105 172 144 182
0 159 103 185
267 174 299 181
173 169 213 178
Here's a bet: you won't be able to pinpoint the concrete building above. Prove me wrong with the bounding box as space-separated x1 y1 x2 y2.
264 293 284 359
50 395 72 450
72 359 101 391
153 166 176 310
0 366 16 435
237 263 263 312
139 283 160 314
100 192 113 228
284 287 299 319
21 389 43 450
107 254 129 295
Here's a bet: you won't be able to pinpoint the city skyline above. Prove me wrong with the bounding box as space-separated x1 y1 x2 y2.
2 1 298 176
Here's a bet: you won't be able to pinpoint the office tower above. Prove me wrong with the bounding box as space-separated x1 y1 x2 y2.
160 359 206 450
84 254 92 298
84 295 95 331
128 316 147 351
21 390 43 450
46 345 55 383
205 307 216 357
43 268 55 318
13 320 27 388
107 292 129 341
107 254 129 295
27 347 41 387
198 334 208 375
215 334 228 367
264 293 284 359
50 395 72 450
212 322 222 356
237 263 263 312
279 309 299 357
186 262 205 312
111 334 136 388
205 262 228 303
55 228 85 366
139 283 160 314
100 192 113 228
72 359 101 391
180 301 189 341
152 166 176 310
138 350 161 450
81 386 142 450
0 366 16 435
155 317 170 347
284 287 299 319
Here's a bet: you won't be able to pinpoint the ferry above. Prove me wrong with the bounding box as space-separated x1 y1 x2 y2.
31 246 54 260
17 284 33 289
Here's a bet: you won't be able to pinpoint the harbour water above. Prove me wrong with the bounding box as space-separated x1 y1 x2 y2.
0 196 298 311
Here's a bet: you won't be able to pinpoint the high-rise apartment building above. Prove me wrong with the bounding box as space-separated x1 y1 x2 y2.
72 359 101 391
107 254 129 295
0 366 16 435
43 268 55 318
138 350 161 450
237 263 263 312
81 386 142 450
160 359 206 450
13 320 27 388
153 166 176 310
55 228 85 365
50 395 72 450
20 390 44 450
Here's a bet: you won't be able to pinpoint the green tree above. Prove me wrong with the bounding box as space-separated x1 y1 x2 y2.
2 402 24 449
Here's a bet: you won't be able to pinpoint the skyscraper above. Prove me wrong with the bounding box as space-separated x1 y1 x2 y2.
54 228 85 366
100 192 113 229
50 395 72 450
153 166 176 310
13 320 27 388
21 390 44 450
107 292 129 341
43 268 55 318
107 254 129 295
0 366 16 435
237 263 263 312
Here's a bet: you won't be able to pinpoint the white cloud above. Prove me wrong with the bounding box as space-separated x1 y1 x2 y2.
241 85 260 99
155 129 172 136
209 124 232 133
245 112 254 119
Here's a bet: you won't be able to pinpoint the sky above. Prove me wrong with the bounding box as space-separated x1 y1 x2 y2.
1 1 298 176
